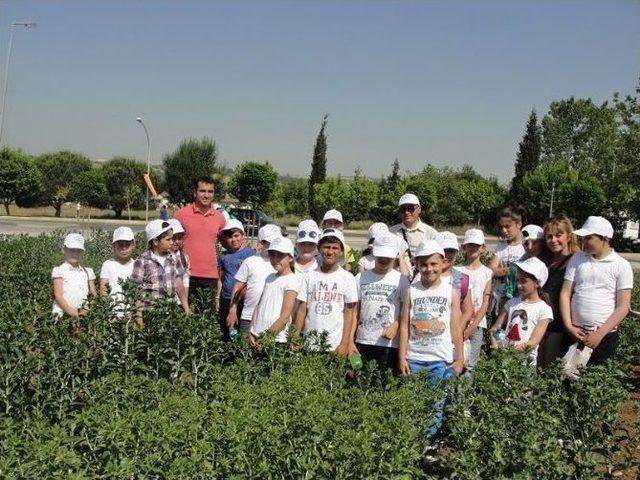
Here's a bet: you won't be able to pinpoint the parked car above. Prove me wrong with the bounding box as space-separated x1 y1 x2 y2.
228 207 288 238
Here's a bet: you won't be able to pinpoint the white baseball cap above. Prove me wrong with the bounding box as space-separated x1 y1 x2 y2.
574 216 614 239
258 224 282 243
368 222 389 239
462 228 485 245
268 236 295 256
435 231 459 251
515 256 549 287
415 239 445 258
296 219 320 244
319 228 345 246
64 233 85 250
322 209 344 224
167 218 185 235
221 218 245 233
372 233 399 258
145 219 173 242
521 224 544 241
112 226 135 243
398 193 420 206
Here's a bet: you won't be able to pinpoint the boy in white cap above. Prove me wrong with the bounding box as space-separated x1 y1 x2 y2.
398 239 463 455
216 219 255 339
456 228 493 371
489 256 553 365
355 233 410 372
358 222 389 273
295 228 358 355
249 236 299 345
389 193 438 279
321 209 356 271
168 218 190 294
99 227 136 314
228 224 280 336
295 219 320 274
131 220 190 321
560 216 633 364
52 233 96 318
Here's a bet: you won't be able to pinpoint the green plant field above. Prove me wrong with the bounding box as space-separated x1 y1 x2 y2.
0 232 638 478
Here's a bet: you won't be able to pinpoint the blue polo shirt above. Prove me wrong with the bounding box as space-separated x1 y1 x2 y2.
218 246 255 299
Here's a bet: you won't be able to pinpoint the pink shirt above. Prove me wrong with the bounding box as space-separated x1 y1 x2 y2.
174 204 226 279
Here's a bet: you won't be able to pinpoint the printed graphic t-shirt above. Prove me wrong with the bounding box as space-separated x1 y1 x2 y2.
503 296 553 363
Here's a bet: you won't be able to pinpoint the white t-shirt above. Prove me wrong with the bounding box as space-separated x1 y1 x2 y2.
355 269 409 348
297 267 358 350
503 296 553 363
564 251 634 330
251 272 300 343
407 280 455 363
357 254 376 272
235 254 275 320
52 262 96 316
99 258 134 310
491 241 526 311
294 258 318 275
455 265 493 329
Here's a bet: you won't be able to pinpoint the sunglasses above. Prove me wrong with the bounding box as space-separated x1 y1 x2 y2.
399 204 417 213
297 230 318 240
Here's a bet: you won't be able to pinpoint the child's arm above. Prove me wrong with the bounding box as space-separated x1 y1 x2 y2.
216 271 224 313
99 278 109 298
175 277 190 315
488 308 509 349
88 278 97 297
398 288 411 376
269 290 298 334
584 289 632 349
463 278 492 339
560 280 584 342
293 301 307 333
52 278 79 318
227 280 247 328
518 319 550 351
449 290 464 376
335 302 357 357
459 292 473 335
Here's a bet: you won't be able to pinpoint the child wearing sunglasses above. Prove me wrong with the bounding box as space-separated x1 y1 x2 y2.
294 219 320 274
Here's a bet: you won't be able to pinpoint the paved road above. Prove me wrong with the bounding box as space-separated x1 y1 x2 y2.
2 216 639 268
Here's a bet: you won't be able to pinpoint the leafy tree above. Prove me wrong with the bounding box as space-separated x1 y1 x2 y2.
69 169 109 209
373 158 407 224
230 161 278 209
163 137 220 204
281 178 309 216
556 177 606 226
509 110 541 206
341 167 379 223
34 151 93 217
313 177 350 219
0 147 42 215
403 165 439 224
308 114 328 221
101 157 148 219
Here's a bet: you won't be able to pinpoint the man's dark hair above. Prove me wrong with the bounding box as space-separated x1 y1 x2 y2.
193 176 215 191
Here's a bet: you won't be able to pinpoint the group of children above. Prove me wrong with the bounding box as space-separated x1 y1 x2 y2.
51 196 634 456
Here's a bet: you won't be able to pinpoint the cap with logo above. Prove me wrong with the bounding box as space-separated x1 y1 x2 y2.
167 218 185 235
462 228 485 246
268 236 295 256
322 209 344 224
64 233 85 250
435 231 459 251
296 219 320 244
573 216 614 239
521 224 544 241
145 219 173 242
112 226 135 243
319 228 345 246
398 193 420 206
415 239 445 258
258 224 282 243
372 233 399 258
221 218 245 233
515 256 549 287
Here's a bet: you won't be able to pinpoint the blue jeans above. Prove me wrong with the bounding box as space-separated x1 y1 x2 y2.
408 359 456 442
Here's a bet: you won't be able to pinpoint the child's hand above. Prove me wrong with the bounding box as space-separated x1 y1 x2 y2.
248 332 259 348
566 324 586 342
226 309 238 329
450 360 464 376
399 359 410 377
462 325 474 340
183 305 191 316
381 321 399 340
489 336 499 350
334 341 357 358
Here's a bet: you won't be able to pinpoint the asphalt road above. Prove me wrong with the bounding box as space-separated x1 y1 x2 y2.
2 216 639 268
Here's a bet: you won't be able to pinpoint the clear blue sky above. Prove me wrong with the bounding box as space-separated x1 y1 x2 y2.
3 0 639 182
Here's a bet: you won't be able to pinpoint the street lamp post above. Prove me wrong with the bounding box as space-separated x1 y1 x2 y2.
136 117 151 222
0 21 37 146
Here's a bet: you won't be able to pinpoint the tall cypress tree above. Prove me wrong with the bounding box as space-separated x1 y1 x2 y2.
308 114 329 220
510 110 541 206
